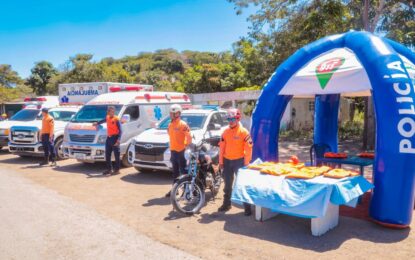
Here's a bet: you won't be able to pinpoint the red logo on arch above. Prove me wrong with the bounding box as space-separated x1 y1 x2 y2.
315 57 345 89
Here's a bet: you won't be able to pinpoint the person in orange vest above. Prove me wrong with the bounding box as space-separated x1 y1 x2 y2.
93 106 122 175
218 108 253 215
166 104 192 197
39 108 56 166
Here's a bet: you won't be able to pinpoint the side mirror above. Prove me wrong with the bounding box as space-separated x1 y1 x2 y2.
208 123 221 131
121 114 131 124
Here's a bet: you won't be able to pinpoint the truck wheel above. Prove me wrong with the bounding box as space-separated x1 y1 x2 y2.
54 137 65 161
121 144 133 168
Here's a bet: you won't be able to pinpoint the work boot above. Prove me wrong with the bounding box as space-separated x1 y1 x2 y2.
50 158 57 167
112 170 120 175
39 158 49 166
218 203 231 212
244 204 252 216
102 170 112 176
165 190 171 197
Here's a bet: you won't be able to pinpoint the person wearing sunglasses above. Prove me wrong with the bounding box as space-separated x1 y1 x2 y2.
218 108 253 215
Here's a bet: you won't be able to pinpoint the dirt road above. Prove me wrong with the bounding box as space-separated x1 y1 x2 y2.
0 145 413 259
0 167 196 260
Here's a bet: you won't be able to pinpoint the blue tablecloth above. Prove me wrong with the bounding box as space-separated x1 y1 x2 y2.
231 168 374 218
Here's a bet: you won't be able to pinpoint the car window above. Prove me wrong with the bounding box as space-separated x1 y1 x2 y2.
209 113 223 127
219 112 228 126
49 111 76 122
123 105 140 121
157 114 207 130
71 105 123 123
10 109 41 121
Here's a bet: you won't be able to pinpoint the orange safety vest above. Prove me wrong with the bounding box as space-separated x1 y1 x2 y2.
41 114 54 135
106 115 120 136
168 119 191 152
219 124 253 165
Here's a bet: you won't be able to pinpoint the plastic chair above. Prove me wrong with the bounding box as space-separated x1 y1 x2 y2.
310 143 331 166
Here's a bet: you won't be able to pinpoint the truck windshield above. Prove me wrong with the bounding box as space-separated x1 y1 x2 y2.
71 105 122 123
157 114 206 130
10 109 41 121
49 110 77 122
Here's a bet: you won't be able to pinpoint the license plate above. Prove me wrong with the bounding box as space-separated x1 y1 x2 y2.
74 153 86 160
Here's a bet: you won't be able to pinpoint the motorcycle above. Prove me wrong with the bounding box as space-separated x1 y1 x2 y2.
170 135 222 215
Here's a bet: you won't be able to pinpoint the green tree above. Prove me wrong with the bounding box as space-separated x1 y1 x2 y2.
26 61 57 95
0 64 22 88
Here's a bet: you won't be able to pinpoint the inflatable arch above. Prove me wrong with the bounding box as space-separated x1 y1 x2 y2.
251 31 415 227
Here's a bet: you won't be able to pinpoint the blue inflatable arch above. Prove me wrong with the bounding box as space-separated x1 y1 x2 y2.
251 31 415 227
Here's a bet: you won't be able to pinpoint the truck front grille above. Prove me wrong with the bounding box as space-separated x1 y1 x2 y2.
135 142 168 156
11 129 37 144
70 134 95 143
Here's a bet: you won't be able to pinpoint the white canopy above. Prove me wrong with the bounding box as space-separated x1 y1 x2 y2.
278 48 415 97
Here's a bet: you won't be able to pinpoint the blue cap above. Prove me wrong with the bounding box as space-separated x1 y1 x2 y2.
41 107 49 113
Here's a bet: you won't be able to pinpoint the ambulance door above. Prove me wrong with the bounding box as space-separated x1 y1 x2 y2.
120 105 140 148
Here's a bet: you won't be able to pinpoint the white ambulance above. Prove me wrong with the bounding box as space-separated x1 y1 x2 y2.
0 96 59 150
58 82 153 105
62 91 191 166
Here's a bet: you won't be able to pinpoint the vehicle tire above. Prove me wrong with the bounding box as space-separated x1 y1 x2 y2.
171 177 205 215
120 144 133 168
54 137 65 161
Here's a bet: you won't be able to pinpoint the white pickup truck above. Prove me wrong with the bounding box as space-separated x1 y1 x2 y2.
128 106 228 172
8 106 80 159
0 96 59 151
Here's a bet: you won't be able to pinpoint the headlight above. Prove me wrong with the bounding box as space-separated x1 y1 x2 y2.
97 135 107 144
0 128 9 135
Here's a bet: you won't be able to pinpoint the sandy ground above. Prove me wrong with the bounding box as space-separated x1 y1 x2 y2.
0 142 413 259
0 166 196 260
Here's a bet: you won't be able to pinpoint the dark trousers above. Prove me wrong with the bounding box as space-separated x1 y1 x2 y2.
223 158 250 210
41 134 55 161
170 150 186 182
105 135 120 172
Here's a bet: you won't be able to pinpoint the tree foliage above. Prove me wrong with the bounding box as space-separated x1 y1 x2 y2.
0 65 30 102
26 61 57 95
229 0 415 85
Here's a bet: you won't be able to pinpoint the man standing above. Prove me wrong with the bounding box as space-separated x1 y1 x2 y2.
39 108 56 166
93 106 122 175
218 108 253 215
166 104 192 197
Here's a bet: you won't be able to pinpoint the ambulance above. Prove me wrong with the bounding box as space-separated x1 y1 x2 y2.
0 96 59 151
62 91 191 166
8 82 153 158
58 82 153 105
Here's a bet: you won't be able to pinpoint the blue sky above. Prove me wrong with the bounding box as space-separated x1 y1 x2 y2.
0 0 252 77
